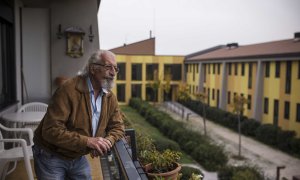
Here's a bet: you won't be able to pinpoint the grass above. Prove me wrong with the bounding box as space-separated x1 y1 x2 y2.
121 105 195 164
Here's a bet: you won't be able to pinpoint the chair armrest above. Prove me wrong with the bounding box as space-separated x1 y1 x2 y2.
0 124 33 145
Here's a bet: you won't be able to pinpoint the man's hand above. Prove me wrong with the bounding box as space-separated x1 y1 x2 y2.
87 137 112 158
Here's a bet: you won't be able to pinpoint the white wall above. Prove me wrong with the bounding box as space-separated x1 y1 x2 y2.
22 8 51 103
14 0 22 106
50 0 100 92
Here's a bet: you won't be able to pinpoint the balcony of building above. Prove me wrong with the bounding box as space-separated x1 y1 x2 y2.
2 129 147 180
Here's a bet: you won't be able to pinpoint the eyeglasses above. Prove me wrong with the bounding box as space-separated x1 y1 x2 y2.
92 63 119 73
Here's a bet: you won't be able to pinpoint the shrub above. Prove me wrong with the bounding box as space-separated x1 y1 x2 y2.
277 130 296 152
183 141 198 153
291 138 300 157
154 138 181 152
218 166 263 180
232 169 263 180
180 166 203 180
255 124 280 146
191 144 228 171
241 119 261 137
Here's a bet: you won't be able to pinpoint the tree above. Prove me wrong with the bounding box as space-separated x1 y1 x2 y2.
177 83 190 101
195 92 208 136
231 94 248 157
150 69 161 104
163 71 172 101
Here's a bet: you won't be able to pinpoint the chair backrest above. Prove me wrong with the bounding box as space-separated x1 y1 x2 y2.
0 128 3 153
17 102 48 113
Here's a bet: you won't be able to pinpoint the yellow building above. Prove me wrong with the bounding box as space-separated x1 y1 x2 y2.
185 33 300 136
110 38 184 105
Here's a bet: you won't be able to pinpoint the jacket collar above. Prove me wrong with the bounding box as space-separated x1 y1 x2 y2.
75 75 112 97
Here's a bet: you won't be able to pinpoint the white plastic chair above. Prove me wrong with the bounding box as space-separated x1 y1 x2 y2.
18 102 48 130
0 123 34 180
18 102 48 113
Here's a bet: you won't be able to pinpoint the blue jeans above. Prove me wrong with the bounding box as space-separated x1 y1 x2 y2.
32 145 92 180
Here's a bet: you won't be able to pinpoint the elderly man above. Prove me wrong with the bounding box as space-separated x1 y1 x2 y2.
32 50 124 180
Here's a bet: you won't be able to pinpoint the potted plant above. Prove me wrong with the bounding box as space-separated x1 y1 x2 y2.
144 149 182 180
136 133 156 167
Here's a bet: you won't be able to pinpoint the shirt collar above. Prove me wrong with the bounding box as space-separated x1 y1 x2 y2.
87 76 108 95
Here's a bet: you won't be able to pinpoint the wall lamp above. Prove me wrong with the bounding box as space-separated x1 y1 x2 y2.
56 24 94 42
56 24 64 39
88 25 94 42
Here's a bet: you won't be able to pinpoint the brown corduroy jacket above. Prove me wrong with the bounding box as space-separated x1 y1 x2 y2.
33 75 124 160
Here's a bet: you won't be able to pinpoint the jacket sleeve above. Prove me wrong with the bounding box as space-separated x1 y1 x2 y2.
41 86 88 153
105 95 125 145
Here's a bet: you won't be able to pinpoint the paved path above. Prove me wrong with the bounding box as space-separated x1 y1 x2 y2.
160 102 300 180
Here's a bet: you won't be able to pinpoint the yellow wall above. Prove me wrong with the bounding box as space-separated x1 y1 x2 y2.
113 55 184 104
262 61 300 136
188 60 300 137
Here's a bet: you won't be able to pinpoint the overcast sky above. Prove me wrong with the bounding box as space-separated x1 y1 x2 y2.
98 0 300 55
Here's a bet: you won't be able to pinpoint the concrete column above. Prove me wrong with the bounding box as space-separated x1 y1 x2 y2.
183 63 187 82
253 61 264 121
219 62 228 110
198 62 204 92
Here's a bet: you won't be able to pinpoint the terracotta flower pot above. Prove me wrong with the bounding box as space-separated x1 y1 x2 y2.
146 163 181 180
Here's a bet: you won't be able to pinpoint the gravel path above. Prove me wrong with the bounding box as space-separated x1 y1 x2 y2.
160 102 300 180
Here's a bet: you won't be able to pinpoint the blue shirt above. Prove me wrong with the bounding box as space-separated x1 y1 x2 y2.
87 77 108 136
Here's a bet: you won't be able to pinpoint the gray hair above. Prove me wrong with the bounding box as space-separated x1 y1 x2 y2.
78 50 115 76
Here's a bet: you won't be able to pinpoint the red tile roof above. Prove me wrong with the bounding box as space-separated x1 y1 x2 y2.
186 39 300 61
110 38 155 55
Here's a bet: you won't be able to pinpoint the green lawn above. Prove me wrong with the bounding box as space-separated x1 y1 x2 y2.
121 105 195 164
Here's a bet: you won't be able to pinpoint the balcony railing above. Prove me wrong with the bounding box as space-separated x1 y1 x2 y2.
100 129 148 180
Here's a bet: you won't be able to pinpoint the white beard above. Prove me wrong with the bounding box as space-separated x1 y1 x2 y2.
101 78 115 90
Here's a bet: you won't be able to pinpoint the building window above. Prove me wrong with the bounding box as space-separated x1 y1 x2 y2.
265 62 270 77
298 61 300 79
208 64 210 74
234 63 238 75
264 98 269 114
117 84 125 102
131 84 142 98
217 64 220 74
0 14 16 110
213 64 215 74
228 63 232 75
284 101 290 120
146 85 158 102
248 63 252 89
146 64 158 80
228 91 231 104
273 99 279 126
196 64 199 73
203 64 206 82
193 64 195 81
207 88 210 105
297 103 300 122
117 63 126 80
132 64 142 81
247 95 251 110
241 62 245 76
285 61 292 94
275 61 280 78
217 89 220 107
164 64 182 80
212 89 215 100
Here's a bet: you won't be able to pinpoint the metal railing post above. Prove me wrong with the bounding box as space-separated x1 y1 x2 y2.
276 166 285 180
